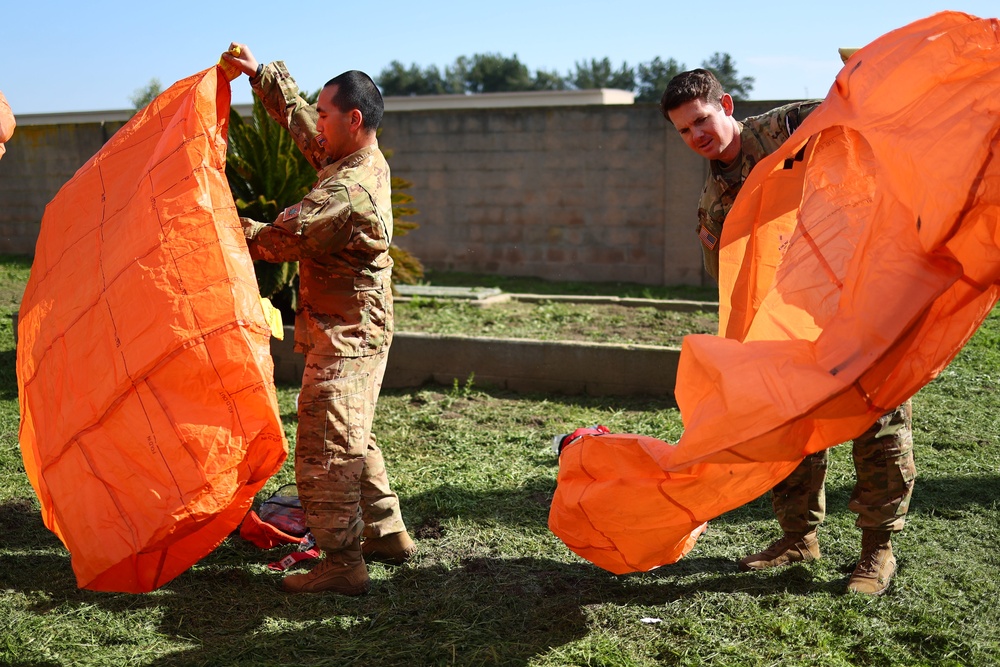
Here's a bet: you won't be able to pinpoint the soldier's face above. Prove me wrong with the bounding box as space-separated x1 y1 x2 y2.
667 95 739 163
316 85 355 160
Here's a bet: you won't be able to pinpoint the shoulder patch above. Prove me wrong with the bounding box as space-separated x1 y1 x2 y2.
699 224 719 250
282 203 302 220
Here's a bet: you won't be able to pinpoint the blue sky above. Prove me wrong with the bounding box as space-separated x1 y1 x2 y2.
3 1 996 114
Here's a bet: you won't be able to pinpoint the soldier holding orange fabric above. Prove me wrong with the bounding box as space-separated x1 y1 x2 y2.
223 44 416 595
660 68 914 596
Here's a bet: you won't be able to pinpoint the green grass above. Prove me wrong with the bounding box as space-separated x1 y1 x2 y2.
395 298 718 346
2 255 999 666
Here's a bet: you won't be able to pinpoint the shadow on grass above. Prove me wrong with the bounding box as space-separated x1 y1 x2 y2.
0 348 17 400
3 465 999 665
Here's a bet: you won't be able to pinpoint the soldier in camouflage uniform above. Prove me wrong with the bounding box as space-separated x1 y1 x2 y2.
224 44 416 595
660 69 915 595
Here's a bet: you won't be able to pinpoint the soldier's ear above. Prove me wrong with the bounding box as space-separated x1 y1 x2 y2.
349 109 364 132
720 94 735 117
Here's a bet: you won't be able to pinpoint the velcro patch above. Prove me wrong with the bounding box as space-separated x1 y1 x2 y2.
698 224 718 250
282 203 302 220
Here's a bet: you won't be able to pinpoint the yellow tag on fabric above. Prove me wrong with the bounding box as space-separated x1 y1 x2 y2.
218 45 242 81
259 297 284 339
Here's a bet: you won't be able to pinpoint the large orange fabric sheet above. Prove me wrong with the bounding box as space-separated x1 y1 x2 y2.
550 11 1000 574
16 66 287 592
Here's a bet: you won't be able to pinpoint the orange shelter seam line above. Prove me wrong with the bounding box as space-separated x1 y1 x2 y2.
656 473 700 524
668 366 897 470
49 431 143 562
37 320 254 471
943 122 1000 261
574 444 644 566
36 321 262 578
151 548 169 591
576 444 665 572
158 170 256 453
797 217 843 292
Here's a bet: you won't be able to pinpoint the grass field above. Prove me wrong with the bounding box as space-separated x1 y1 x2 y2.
2 256 998 666
394 298 718 347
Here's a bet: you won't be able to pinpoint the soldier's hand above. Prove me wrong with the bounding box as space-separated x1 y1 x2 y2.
222 43 260 78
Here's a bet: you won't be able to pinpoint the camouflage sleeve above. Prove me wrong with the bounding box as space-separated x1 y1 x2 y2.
697 180 723 281
250 62 332 171
762 100 822 144
243 184 355 263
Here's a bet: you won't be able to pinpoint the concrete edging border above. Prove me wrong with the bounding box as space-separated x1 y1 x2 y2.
271 329 681 397
10 307 689 397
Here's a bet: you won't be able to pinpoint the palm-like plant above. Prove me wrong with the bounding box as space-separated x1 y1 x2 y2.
226 96 423 319
382 141 424 284
226 97 314 316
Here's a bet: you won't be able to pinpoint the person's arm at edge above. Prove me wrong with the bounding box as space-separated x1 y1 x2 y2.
223 43 330 171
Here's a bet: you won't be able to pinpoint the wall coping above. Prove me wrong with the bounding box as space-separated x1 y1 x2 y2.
14 96 802 127
382 88 634 111
16 89 639 126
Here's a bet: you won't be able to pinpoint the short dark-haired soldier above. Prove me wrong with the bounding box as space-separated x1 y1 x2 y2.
661 67 914 596
224 44 416 595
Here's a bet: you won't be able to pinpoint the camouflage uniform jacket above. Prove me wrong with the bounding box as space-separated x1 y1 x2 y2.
697 100 821 280
244 62 394 357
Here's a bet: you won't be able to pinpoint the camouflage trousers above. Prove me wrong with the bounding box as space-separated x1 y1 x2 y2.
295 348 407 553
773 400 916 534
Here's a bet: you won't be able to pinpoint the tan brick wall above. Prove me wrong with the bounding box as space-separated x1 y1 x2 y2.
1 101 790 286
379 100 787 287
0 122 126 255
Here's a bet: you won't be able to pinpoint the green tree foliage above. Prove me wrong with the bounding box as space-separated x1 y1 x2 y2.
635 57 683 102
129 78 163 112
701 52 756 101
458 53 535 93
531 68 570 91
377 52 753 100
226 96 316 315
570 58 635 91
226 95 423 318
379 137 424 285
378 61 447 95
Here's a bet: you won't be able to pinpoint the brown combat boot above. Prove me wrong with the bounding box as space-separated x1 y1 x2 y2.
362 531 417 566
847 530 896 595
738 530 820 571
281 540 370 595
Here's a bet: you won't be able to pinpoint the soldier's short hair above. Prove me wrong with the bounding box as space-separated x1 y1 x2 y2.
659 69 724 122
324 71 384 132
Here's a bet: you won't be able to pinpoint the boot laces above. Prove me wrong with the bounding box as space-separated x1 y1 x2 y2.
855 540 889 576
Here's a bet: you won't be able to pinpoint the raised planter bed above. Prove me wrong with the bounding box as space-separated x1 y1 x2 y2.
271 329 682 397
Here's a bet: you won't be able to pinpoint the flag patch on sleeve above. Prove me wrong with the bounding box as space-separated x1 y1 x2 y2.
699 225 718 250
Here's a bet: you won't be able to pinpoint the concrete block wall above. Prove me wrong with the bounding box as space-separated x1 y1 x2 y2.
380 103 708 286
1 100 789 286
379 100 784 287
0 121 125 255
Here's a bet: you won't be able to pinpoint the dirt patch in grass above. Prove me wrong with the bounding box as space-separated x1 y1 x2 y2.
395 299 719 347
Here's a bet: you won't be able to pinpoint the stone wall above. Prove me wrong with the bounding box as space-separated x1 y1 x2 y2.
380 104 704 285
0 121 125 254
0 100 788 286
